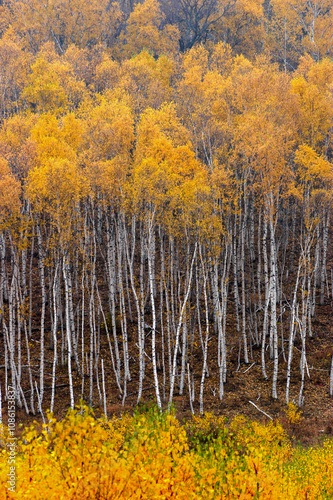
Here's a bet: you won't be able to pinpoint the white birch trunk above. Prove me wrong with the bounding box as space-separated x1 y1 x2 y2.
63 256 75 409
232 215 240 334
50 262 59 414
199 244 210 413
124 215 145 402
169 244 197 407
286 251 302 403
147 216 162 409
261 213 269 380
269 200 279 400
36 225 46 404
320 211 330 305
241 213 249 364
105 211 122 386
116 217 130 385
101 358 107 417
330 352 333 396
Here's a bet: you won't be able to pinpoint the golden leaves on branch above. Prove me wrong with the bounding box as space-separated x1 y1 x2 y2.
0 157 21 225
127 102 212 238
120 0 180 58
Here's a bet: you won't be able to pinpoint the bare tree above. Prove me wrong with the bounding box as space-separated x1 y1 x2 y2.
160 0 228 50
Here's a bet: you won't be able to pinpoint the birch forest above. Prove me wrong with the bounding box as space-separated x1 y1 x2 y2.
0 0 333 420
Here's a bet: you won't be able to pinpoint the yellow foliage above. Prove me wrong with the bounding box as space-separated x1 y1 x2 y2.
295 145 333 184
0 157 21 223
21 51 87 115
121 0 179 58
119 50 174 115
1 406 332 499
5 0 123 53
284 402 303 425
128 102 213 236
0 28 31 116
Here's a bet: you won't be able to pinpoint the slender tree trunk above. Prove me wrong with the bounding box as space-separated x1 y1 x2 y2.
269 198 279 400
321 211 330 305
330 354 333 396
105 210 122 388
241 212 249 364
101 359 107 417
232 215 240 334
147 214 162 409
180 243 191 395
116 217 130 384
50 262 59 414
159 227 166 402
169 243 197 407
63 255 75 409
286 256 302 403
36 225 46 404
199 244 210 413
124 215 145 402
261 213 269 380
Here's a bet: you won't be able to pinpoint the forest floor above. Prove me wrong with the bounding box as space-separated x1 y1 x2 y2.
2 234 333 448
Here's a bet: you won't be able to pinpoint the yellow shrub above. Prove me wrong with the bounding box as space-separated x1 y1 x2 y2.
0 406 332 499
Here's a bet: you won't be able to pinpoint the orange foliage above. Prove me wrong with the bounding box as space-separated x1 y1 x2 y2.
0 407 332 499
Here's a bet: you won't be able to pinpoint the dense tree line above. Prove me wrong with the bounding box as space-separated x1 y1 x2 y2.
1 0 333 70
0 0 332 415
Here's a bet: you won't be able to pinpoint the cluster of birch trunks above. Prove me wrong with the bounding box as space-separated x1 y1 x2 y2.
0 194 332 416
